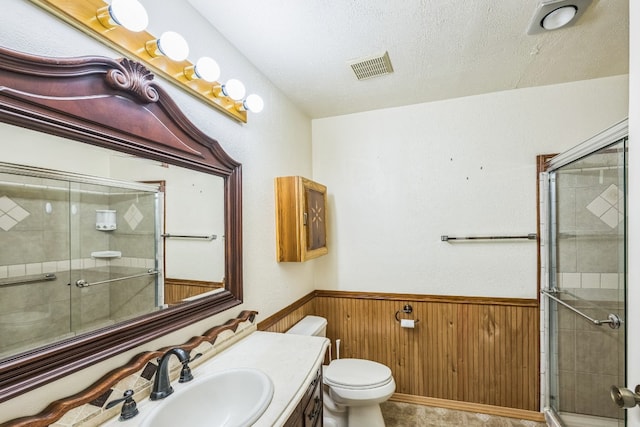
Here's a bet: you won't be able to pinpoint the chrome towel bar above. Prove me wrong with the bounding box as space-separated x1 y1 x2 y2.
441 233 537 242
76 269 158 288
161 233 217 241
541 289 622 329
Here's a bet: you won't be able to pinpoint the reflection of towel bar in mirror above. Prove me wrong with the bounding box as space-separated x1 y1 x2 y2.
441 233 537 242
0 273 57 287
161 233 217 241
75 270 159 288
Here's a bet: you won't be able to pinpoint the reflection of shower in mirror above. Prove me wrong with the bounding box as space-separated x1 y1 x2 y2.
0 162 161 360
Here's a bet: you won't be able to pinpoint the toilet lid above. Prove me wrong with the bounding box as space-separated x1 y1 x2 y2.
324 359 392 389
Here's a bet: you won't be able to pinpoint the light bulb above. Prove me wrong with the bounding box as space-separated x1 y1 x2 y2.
193 57 220 82
222 79 246 101
243 94 264 113
147 31 189 62
107 0 149 32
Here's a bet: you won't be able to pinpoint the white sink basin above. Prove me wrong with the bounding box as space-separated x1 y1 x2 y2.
140 368 274 427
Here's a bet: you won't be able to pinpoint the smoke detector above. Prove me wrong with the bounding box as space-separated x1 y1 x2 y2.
348 51 394 81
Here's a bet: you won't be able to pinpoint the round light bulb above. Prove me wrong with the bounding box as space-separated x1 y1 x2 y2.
541 6 577 30
223 79 246 101
194 57 220 82
243 94 264 113
109 0 148 32
157 31 190 62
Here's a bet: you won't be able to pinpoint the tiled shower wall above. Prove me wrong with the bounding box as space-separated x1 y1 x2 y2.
0 173 158 357
555 300 624 419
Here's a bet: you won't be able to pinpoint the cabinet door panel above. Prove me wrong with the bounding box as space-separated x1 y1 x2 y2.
305 186 326 252
284 367 323 427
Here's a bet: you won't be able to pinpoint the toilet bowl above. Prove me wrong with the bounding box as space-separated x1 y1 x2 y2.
286 315 396 427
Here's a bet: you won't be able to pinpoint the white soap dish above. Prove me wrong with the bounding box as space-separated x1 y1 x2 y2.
91 251 122 259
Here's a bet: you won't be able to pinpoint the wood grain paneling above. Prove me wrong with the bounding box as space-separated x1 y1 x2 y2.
260 290 540 412
258 292 316 333
164 278 224 305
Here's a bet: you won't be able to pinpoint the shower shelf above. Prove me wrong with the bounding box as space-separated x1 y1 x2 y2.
91 251 122 259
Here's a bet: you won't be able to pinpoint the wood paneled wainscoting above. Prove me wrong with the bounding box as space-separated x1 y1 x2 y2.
164 278 225 305
259 290 542 422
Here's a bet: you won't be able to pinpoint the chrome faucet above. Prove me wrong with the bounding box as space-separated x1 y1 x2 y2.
150 347 193 400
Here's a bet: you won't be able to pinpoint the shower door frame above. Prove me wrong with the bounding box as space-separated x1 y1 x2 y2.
541 118 628 426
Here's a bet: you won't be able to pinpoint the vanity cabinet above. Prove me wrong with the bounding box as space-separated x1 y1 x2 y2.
284 367 323 427
275 176 328 262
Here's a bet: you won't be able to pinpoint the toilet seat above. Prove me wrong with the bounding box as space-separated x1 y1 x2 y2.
324 358 393 390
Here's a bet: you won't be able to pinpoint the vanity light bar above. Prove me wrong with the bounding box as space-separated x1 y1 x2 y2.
29 0 249 123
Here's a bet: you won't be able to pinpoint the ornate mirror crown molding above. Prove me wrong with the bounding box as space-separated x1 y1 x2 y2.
106 58 158 103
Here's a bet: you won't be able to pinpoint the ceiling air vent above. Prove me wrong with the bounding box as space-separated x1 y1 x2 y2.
348 51 394 81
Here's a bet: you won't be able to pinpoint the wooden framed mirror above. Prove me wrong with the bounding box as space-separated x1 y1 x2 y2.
0 46 243 401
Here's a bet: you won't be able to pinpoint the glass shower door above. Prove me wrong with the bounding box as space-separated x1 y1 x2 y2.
0 162 163 361
547 137 627 427
0 171 73 357
69 180 161 333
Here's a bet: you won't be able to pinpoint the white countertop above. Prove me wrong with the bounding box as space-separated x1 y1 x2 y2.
105 331 329 427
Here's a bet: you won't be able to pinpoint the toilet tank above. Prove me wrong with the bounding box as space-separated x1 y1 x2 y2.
285 315 327 337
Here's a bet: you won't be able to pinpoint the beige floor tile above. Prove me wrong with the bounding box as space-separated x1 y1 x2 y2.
380 401 547 427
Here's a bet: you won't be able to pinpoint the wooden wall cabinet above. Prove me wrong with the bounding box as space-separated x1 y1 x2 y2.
275 176 328 262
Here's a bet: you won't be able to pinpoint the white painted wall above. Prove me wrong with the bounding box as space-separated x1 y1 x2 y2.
110 156 226 282
0 0 315 421
312 76 628 298
627 1 639 426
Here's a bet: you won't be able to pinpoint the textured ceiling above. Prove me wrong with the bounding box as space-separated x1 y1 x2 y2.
188 0 628 119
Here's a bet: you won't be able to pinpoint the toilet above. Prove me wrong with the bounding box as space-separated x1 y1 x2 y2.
286 315 396 427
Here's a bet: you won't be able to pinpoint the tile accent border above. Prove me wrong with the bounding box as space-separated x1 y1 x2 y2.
0 257 156 280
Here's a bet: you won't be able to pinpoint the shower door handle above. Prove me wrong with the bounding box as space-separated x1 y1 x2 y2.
610 385 640 408
541 289 623 329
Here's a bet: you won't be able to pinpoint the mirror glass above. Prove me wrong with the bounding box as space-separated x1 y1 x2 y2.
0 123 226 359
110 153 226 304
0 47 242 402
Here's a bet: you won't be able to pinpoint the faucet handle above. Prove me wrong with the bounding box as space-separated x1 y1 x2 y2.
105 389 139 420
179 352 202 383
